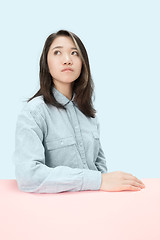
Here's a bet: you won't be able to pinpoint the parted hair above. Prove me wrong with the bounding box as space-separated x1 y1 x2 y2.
27 29 97 118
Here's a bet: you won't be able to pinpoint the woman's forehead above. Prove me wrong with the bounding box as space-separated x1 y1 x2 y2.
51 36 76 49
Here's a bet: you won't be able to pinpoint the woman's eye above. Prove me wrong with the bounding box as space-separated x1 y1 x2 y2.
53 50 79 56
72 51 79 56
54 50 60 55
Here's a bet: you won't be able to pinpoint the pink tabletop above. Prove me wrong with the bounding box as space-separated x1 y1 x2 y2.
0 179 160 240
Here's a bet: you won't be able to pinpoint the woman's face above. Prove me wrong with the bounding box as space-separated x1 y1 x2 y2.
47 36 82 87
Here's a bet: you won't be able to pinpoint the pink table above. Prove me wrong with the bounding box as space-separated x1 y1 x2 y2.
0 179 160 240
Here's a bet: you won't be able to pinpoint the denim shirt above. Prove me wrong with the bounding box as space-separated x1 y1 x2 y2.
12 86 108 193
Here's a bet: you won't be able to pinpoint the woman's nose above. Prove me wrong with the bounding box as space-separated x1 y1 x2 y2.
63 54 72 64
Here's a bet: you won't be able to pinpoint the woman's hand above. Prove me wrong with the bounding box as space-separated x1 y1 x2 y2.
100 171 145 192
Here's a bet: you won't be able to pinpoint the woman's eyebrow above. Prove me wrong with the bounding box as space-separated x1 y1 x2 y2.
52 46 77 50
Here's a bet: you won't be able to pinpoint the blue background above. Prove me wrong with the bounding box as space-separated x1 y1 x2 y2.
0 0 159 179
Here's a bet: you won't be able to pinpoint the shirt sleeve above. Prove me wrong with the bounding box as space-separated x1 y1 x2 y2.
12 107 102 193
95 116 108 173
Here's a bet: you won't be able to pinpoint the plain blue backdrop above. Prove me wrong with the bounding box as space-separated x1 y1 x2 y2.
0 0 159 179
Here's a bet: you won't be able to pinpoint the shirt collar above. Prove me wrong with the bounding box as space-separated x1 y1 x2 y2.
52 86 76 106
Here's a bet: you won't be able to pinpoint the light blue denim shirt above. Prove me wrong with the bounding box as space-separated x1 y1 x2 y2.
12 86 108 193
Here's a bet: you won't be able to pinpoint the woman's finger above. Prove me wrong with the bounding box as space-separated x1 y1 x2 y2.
124 174 145 186
122 185 141 191
123 180 144 188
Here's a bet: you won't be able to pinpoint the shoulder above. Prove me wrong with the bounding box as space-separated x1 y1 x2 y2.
89 114 99 126
22 96 46 116
17 96 49 126
17 96 48 132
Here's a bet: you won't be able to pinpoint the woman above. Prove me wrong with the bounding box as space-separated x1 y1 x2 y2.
13 29 145 193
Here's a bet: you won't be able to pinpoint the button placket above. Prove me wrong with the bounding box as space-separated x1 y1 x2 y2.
67 104 86 162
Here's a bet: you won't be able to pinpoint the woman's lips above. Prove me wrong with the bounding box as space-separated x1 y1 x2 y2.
62 70 73 72
62 68 73 72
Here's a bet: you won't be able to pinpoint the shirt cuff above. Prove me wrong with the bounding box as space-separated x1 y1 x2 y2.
81 169 102 191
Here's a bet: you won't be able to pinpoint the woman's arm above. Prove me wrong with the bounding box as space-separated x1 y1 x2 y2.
95 116 108 173
12 108 102 193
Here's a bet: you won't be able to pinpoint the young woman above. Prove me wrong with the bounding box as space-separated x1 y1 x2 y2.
13 29 145 193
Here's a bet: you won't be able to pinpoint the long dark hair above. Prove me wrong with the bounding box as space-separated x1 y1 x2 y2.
27 29 97 118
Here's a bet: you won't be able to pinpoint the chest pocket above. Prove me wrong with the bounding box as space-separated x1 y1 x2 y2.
45 136 79 168
46 136 76 150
